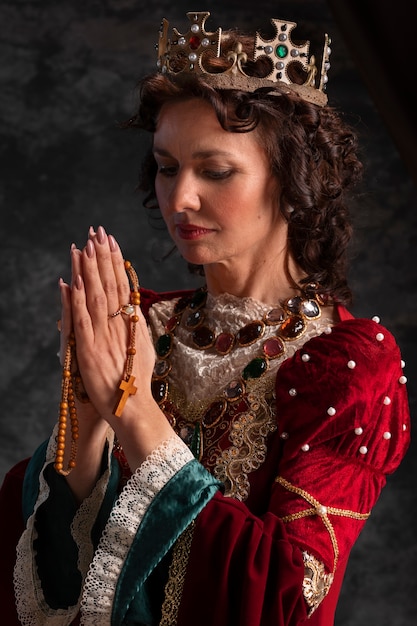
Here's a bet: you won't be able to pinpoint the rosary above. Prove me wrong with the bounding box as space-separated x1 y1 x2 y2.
54 260 140 475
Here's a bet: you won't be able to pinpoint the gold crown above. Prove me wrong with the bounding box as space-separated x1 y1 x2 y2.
156 11 331 106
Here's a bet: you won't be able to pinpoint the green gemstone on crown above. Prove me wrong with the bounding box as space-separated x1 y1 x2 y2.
276 44 288 58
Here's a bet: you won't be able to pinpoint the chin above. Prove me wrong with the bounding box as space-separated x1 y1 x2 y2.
177 246 213 267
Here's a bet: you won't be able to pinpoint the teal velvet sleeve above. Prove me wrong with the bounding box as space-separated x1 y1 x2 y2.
113 459 221 625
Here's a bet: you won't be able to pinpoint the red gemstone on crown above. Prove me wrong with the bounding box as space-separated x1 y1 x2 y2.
189 36 201 50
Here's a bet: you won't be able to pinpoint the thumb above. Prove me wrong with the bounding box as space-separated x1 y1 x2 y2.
59 278 73 366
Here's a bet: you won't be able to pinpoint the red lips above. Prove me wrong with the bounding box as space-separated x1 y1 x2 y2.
175 224 215 240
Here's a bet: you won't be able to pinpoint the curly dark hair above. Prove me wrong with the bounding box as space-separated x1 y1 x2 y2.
123 31 363 305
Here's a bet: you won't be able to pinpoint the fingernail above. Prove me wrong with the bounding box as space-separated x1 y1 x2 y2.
71 243 77 251
108 235 118 252
86 239 95 258
75 274 83 290
97 225 106 244
89 226 96 238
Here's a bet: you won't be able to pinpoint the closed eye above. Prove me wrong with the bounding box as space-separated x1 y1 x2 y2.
203 169 233 180
157 165 178 177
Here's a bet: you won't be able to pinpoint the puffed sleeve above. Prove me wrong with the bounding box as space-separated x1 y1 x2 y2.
271 317 410 609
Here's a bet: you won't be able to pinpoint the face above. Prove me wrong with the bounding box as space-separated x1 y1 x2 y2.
153 98 287 273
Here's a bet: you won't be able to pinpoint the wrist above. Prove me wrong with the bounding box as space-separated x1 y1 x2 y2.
108 398 176 471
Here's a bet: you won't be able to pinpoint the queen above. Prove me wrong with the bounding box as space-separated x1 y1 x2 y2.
2 11 410 626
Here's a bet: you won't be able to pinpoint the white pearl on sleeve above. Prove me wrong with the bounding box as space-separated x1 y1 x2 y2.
383 396 391 405
372 316 381 323
347 360 356 369
302 353 310 362
327 407 336 416
376 332 385 342
399 375 407 384
289 388 297 396
355 427 363 435
383 432 392 440
359 446 368 455
301 444 310 452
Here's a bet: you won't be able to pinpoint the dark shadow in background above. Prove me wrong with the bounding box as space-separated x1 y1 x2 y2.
327 0 417 188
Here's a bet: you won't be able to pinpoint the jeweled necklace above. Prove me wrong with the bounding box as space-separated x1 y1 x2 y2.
151 284 330 458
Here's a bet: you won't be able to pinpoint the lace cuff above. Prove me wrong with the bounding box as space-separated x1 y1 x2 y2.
80 436 193 625
13 428 115 626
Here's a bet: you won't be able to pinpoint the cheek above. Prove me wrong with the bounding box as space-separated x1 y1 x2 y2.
154 178 169 213
154 177 162 203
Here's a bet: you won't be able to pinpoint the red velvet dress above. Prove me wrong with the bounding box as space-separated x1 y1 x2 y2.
0 289 410 626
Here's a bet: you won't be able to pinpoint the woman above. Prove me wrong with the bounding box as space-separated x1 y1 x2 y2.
1 11 410 626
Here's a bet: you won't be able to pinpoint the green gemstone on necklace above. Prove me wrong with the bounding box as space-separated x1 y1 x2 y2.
276 44 288 58
190 423 202 460
242 357 268 380
156 333 172 357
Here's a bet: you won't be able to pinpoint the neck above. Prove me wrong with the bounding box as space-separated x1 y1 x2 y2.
203 253 304 304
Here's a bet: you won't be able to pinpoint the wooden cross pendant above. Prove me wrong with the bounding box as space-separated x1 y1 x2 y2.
113 375 137 417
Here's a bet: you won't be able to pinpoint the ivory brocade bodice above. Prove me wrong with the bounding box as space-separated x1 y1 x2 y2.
147 291 335 505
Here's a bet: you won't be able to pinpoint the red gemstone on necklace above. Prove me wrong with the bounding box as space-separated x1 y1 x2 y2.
237 321 265 346
279 315 306 339
263 336 285 358
215 332 235 355
202 399 227 427
189 35 201 49
151 378 168 404
174 296 190 314
166 316 179 332
193 325 215 349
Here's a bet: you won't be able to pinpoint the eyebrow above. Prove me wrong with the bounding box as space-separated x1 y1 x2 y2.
152 147 236 159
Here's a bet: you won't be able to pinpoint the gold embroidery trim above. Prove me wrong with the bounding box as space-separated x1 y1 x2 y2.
159 522 195 626
275 475 370 615
302 551 334 616
214 384 277 501
276 475 370 571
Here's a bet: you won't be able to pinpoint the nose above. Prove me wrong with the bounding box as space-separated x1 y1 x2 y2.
167 170 201 213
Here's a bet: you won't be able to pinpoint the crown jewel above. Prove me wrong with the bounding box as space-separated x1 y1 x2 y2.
156 12 331 106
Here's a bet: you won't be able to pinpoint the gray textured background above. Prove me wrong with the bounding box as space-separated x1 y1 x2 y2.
0 1 416 624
